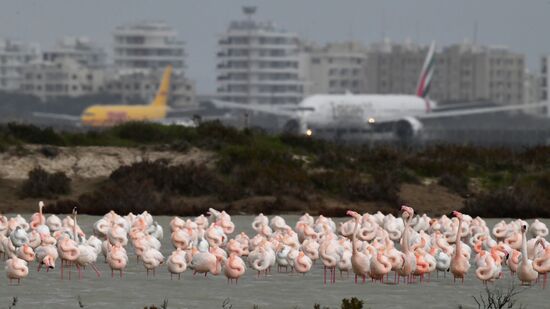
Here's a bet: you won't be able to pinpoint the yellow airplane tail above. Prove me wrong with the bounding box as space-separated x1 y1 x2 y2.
151 65 173 107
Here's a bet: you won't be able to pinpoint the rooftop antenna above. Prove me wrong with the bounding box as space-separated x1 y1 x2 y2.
243 6 256 21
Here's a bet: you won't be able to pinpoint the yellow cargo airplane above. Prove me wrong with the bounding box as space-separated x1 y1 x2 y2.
34 65 197 127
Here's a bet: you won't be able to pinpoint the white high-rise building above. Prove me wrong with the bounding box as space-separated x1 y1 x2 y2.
216 7 304 105
43 37 107 68
366 40 526 105
540 55 550 102
112 21 195 107
20 58 105 101
113 21 185 72
0 39 40 92
301 41 368 96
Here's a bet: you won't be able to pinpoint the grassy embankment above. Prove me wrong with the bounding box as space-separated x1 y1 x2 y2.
1 121 550 217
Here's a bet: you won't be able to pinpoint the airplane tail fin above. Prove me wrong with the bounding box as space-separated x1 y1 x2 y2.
151 65 173 107
416 41 436 98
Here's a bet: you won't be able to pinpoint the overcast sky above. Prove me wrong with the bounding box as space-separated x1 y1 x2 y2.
1 0 549 93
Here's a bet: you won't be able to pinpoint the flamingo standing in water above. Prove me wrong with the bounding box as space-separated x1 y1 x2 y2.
141 248 164 278
450 211 470 284
57 209 80 280
294 251 312 275
319 233 340 284
517 224 538 285
5 254 29 285
533 239 550 288
347 211 370 284
224 253 246 284
190 250 223 277
107 243 127 278
397 206 417 283
167 248 187 280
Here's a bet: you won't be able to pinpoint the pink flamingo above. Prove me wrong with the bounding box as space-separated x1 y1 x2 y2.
294 251 312 275
107 243 127 278
30 201 46 230
533 239 550 288
397 206 417 284
347 210 371 284
190 251 223 277
517 224 538 285
167 248 187 280
5 255 28 285
224 253 246 284
450 211 470 284
319 233 340 284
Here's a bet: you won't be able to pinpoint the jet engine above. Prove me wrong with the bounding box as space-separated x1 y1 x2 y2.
282 118 307 135
393 117 423 142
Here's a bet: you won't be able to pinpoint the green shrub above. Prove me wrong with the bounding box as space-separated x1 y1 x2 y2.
6 123 66 145
19 167 71 198
341 297 364 309
462 188 550 218
194 120 251 150
438 173 469 196
39 146 60 158
110 160 221 196
110 122 192 144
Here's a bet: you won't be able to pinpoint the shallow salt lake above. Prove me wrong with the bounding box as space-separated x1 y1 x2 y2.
0 215 548 309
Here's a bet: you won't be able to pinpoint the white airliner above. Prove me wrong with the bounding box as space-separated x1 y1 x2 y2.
212 42 549 141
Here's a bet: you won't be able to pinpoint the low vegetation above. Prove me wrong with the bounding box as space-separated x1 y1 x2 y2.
471 283 526 309
4 121 550 217
19 167 71 198
314 297 367 309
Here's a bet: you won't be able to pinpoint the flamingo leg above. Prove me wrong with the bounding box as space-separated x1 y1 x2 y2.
91 263 101 278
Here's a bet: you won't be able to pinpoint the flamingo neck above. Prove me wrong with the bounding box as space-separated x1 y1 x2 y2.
352 217 360 253
402 214 411 253
455 218 462 256
521 229 528 263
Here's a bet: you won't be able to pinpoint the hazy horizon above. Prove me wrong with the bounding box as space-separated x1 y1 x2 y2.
1 0 548 93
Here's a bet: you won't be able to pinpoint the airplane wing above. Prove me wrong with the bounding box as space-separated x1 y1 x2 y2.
167 106 205 114
210 99 300 117
33 112 81 122
416 101 549 120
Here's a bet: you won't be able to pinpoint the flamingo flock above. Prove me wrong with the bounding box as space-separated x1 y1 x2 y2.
0 202 549 289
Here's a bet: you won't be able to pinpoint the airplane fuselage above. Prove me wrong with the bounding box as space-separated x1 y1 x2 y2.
298 94 433 132
81 105 167 127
